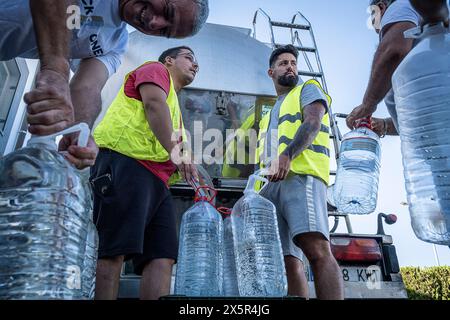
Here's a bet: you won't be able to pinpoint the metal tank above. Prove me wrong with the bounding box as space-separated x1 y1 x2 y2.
100 23 275 108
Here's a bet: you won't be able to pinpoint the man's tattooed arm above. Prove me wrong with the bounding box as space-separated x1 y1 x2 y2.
282 101 326 160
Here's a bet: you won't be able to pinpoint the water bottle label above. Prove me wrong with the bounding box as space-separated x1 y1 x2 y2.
341 138 380 156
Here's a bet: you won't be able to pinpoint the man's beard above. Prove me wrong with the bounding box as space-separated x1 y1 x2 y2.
278 73 299 87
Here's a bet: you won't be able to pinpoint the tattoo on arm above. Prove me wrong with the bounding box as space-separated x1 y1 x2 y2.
282 122 320 160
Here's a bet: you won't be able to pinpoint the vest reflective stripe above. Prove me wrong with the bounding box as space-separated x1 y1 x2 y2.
320 124 330 134
256 79 331 184
278 136 331 157
278 112 330 135
93 61 186 183
279 112 302 124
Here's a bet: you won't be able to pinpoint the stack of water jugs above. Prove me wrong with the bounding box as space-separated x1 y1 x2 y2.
0 124 98 300
175 170 287 297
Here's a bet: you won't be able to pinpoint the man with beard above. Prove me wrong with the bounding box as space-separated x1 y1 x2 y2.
255 45 343 299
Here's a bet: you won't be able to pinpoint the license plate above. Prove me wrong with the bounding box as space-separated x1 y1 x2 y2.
340 266 382 283
306 265 382 283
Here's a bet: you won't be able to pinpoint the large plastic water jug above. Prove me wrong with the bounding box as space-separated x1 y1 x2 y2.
231 170 287 297
392 22 450 244
0 124 94 299
333 119 381 214
81 219 98 299
174 183 223 296
221 209 239 296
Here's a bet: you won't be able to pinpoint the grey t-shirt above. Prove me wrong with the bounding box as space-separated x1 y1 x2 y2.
380 0 420 130
262 82 328 165
0 0 128 76
379 0 420 38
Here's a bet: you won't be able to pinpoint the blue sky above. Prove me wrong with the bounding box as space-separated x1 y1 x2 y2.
206 0 450 267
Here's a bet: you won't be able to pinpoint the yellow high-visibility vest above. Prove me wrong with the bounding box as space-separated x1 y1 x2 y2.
256 79 331 185
93 61 186 184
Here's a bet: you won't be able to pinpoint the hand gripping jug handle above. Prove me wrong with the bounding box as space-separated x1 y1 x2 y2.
245 169 270 194
190 164 217 206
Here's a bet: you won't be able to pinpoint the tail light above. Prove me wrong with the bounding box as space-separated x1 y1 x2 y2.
331 237 382 262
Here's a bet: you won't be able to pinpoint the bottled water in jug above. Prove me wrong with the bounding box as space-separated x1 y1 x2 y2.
231 171 287 297
221 210 239 296
175 185 223 296
78 168 98 300
81 220 98 299
0 124 93 299
333 119 381 214
392 23 450 244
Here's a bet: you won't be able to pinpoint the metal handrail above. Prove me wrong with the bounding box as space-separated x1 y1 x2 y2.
292 11 326 93
291 11 342 158
252 8 276 48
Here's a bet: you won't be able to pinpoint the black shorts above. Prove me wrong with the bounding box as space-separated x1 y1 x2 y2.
90 149 178 275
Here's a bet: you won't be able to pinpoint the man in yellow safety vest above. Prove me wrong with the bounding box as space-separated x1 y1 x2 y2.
91 46 199 300
256 45 343 300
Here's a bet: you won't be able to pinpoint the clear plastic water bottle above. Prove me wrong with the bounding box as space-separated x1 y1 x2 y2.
221 210 239 296
333 119 381 214
392 22 450 244
0 124 93 299
81 220 98 300
78 168 98 300
174 185 223 297
231 171 287 297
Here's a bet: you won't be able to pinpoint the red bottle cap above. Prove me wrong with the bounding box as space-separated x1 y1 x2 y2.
355 117 373 129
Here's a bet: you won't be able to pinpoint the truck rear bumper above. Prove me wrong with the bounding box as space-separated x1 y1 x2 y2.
117 276 408 300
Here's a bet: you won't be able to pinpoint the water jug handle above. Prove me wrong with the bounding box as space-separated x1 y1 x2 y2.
404 26 423 39
191 178 207 198
245 169 270 194
189 164 217 206
404 22 449 39
193 184 218 204
27 123 91 148
57 123 90 148
217 207 232 218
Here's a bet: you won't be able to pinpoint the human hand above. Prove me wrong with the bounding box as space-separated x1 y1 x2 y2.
59 133 99 170
171 146 199 183
24 68 74 136
371 117 388 137
346 104 377 130
266 154 291 182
